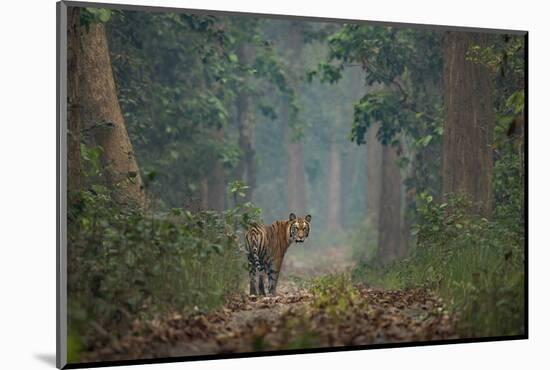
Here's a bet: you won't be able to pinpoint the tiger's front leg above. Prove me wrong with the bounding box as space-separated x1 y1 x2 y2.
257 256 270 296
258 269 266 296
267 260 279 295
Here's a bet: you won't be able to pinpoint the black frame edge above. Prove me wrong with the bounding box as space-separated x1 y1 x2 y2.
523 32 529 339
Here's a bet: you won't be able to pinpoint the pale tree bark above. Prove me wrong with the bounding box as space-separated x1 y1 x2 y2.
79 22 146 207
286 135 307 215
340 67 365 228
67 7 81 199
285 21 306 215
207 128 226 211
326 139 342 231
442 31 495 217
399 172 413 259
235 44 256 203
365 122 407 263
199 179 208 211
396 134 414 259
378 144 403 264
397 135 412 259
365 121 383 242
339 146 354 229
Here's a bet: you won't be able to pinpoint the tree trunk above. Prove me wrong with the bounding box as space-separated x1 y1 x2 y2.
365 122 383 242
67 7 81 199
286 136 307 215
207 128 226 211
235 44 256 203
285 22 307 215
400 154 414 259
199 179 208 211
442 31 495 217
207 161 225 211
397 134 412 259
79 22 146 207
378 144 403 264
327 140 342 231
341 67 365 228
339 146 354 229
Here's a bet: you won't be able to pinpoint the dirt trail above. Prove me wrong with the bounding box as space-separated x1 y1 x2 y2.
164 244 346 358
81 245 457 362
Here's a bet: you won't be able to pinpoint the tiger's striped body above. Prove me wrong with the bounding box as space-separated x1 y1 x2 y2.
245 213 311 295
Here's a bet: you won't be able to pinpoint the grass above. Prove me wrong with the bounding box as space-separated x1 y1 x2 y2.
66 186 253 362
352 194 525 338
353 241 524 337
309 274 360 319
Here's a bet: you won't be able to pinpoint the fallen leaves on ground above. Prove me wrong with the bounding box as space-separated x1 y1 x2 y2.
80 284 456 363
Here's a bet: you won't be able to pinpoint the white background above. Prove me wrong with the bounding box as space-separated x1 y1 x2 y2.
0 0 547 369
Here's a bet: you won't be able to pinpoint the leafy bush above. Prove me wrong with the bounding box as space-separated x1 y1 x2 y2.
67 153 261 357
353 193 524 338
310 274 360 320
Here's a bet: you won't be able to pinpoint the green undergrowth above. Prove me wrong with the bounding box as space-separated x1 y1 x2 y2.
353 193 525 338
67 175 259 361
309 274 360 320
275 274 359 350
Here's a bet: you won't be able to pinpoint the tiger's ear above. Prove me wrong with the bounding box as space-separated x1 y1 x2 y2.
305 214 312 222
289 213 297 221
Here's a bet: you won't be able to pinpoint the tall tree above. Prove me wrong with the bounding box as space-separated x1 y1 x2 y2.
326 137 342 231
235 43 257 203
285 21 307 215
442 32 495 217
339 67 364 229
316 26 443 263
339 145 354 229
365 121 383 249
206 128 226 211
378 143 403 263
365 120 407 263
79 20 146 207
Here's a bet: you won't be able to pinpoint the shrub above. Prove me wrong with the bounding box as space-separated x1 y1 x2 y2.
353 193 525 338
67 166 261 357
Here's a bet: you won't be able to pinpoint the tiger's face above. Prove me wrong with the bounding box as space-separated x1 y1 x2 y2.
288 213 312 244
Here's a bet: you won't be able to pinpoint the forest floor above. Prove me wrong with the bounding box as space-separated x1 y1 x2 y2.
81 245 458 363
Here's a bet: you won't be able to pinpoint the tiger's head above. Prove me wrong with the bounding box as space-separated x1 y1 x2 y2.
288 213 312 244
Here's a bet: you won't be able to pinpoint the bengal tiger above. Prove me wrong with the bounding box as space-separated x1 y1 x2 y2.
245 213 312 296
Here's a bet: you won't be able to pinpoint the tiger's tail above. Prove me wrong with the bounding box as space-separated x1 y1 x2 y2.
246 225 266 295
245 225 263 273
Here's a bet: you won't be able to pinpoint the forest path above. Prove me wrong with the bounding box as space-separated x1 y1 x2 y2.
82 245 457 362
165 245 354 357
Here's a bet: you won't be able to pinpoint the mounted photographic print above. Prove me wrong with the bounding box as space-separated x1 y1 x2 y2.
56 1 527 368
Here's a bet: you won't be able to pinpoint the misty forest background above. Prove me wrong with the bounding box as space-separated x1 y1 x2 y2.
66 7 525 362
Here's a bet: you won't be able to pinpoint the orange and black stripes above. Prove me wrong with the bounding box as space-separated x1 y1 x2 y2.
245 213 312 295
